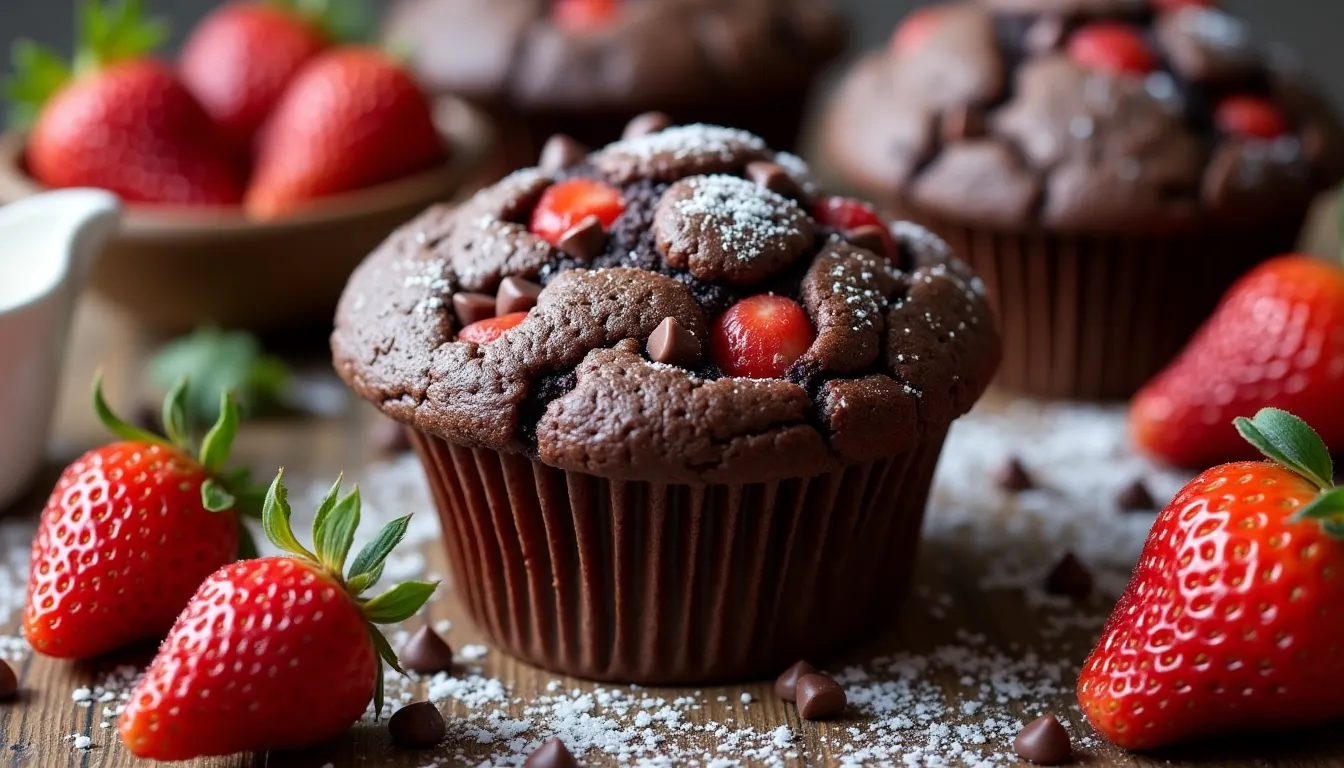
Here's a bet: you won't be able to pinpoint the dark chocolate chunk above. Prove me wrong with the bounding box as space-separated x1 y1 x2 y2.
453 292 497 328
1013 714 1072 765
795 673 847 720
646 317 701 366
557 215 607 262
398 624 455 674
369 415 412 455
538 134 587 173
940 104 985 143
622 111 672 140
0 660 16 700
1117 479 1156 511
746 161 803 200
388 701 445 749
773 659 816 702
995 457 1034 491
1045 552 1093 599
496 277 543 316
845 225 890 257
524 737 579 768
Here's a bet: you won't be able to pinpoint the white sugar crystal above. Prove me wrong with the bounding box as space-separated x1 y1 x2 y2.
672 175 798 262
605 124 766 162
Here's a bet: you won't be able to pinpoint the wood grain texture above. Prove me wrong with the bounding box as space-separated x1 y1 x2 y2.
3 301 1344 766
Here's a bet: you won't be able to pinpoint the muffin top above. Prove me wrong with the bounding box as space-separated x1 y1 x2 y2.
382 0 845 112
822 0 1344 233
332 120 1001 484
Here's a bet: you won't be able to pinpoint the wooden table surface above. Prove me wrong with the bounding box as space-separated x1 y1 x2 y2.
3 297 1344 768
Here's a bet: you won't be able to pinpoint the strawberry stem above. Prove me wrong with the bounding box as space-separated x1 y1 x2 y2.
1234 408 1334 491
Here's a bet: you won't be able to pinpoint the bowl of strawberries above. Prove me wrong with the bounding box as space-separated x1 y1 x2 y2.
0 0 495 334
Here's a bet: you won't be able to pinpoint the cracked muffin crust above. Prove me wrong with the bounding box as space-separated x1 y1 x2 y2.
332 122 1001 484
821 0 1344 233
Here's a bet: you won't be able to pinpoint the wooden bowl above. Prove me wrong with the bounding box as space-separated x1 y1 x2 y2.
0 98 496 335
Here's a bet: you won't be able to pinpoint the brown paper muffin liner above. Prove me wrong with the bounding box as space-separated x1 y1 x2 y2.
407 428 948 684
903 213 1307 400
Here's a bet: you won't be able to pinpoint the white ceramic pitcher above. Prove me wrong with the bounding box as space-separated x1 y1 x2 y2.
0 189 121 510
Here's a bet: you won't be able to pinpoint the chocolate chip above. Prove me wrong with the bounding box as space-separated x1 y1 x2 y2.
746 161 803 199
524 737 579 768
845 225 890 257
773 659 816 701
388 701 445 749
453 292 497 328
622 111 672 140
941 104 986 143
0 660 17 700
646 317 701 367
557 215 607 261
496 277 543 316
995 456 1034 491
1024 15 1066 54
1045 552 1093 599
1013 714 1072 765
795 673 846 720
369 415 412 456
538 134 587 173
398 624 455 674
1117 479 1156 511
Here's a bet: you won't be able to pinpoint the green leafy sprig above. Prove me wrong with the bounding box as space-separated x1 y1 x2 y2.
1234 408 1344 536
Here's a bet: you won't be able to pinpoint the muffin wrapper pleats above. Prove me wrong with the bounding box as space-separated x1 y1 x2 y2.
408 429 946 684
905 213 1306 400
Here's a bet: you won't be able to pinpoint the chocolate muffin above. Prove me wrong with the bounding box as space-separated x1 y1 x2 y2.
332 120 1000 684
820 0 1344 399
382 0 845 169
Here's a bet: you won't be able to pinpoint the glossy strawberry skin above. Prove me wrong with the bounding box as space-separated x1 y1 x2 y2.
119 557 377 760
552 0 621 31
1132 256 1344 468
180 2 328 147
811 195 896 258
24 442 240 659
530 178 626 246
711 295 816 379
1078 461 1344 750
28 60 244 205
245 48 445 219
889 7 943 57
1215 95 1289 140
459 311 529 344
1067 23 1157 76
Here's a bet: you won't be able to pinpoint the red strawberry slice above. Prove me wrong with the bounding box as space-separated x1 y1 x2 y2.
1067 23 1157 76
552 0 621 31
711 295 816 379
811 195 896 258
1215 95 1289 140
889 7 943 57
459 311 529 344
530 178 625 246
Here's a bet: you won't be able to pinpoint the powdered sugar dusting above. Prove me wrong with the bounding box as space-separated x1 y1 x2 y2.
672 175 801 262
603 124 767 163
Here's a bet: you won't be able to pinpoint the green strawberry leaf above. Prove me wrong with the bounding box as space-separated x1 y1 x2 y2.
199 392 240 474
310 473 345 541
200 479 237 513
347 515 412 582
161 378 191 450
273 0 374 43
366 626 402 718
362 580 438 625
314 486 361 576
1234 409 1334 492
150 328 290 430
261 469 316 559
92 372 170 447
76 0 169 72
346 560 384 596
5 40 71 131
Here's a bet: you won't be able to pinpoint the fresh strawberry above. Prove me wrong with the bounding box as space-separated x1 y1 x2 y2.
1131 256 1344 468
459 311 530 344
180 1 329 147
8 0 243 205
552 0 621 31
25 377 254 660
1080 409 1344 750
245 47 445 219
530 178 625 246
1067 23 1157 76
1215 94 1289 140
119 472 437 759
811 195 896 258
711 294 816 379
889 7 944 57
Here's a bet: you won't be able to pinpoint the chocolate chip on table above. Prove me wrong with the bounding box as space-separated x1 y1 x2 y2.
538 134 587 173
368 415 412 456
745 161 803 199
1045 552 1093 599
622 111 672 140
995 456 1034 491
524 737 579 768
388 701 445 749
496 277 543 316
1116 479 1156 511
1013 713 1073 765
773 659 816 702
0 660 17 700
647 317 701 366
557 215 607 261
795 673 847 720
845 225 890 256
453 292 497 328
398 624 455 674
